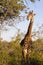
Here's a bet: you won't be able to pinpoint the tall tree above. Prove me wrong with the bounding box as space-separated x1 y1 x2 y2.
0 0 40 20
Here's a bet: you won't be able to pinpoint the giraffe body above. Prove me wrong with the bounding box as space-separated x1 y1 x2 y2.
20 11 35 62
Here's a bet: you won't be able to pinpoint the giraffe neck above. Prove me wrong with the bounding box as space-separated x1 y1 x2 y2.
25 19 33 38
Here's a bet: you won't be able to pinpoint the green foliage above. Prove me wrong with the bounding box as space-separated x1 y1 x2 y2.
0 0 25 20
29 39 43 65
0 0 40 20
0 38 43 65
0 36 22 65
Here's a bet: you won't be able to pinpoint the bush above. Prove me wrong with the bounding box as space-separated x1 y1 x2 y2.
0 39 43 65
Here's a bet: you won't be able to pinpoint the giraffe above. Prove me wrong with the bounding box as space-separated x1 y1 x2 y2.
20 11 36 63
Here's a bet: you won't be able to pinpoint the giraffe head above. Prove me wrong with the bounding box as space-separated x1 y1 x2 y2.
27 11 36 21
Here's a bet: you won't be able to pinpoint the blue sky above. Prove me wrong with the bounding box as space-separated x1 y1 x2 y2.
1 0 43 41
25 0 43 28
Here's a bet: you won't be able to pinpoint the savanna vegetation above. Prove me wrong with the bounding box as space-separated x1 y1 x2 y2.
0 35 43 65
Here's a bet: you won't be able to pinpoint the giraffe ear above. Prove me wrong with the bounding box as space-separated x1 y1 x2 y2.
34 13 36 16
